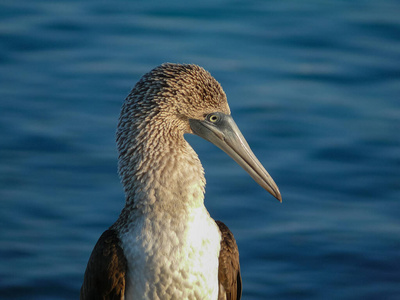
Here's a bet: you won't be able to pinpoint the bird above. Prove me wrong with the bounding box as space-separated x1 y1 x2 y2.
80 63 281 300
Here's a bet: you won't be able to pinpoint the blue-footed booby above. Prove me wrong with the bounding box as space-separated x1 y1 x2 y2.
81 63 281 300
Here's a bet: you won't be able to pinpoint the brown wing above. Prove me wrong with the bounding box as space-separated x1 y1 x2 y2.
216 221 242 300
80 229 127 300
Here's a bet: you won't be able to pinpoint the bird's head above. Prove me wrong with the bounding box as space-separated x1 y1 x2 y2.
118 63 281 201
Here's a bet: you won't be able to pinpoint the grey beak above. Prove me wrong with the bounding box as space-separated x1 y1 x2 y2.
189 113 282 202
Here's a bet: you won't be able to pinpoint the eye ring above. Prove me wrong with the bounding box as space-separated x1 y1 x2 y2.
207 113 220 123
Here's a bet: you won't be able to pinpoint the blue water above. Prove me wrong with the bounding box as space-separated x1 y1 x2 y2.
1 1 399 299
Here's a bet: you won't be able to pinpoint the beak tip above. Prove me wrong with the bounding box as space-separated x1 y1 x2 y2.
275 192 282 202
269 186 282 202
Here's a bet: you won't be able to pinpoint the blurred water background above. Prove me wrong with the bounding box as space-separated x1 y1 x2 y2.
1 1 399 299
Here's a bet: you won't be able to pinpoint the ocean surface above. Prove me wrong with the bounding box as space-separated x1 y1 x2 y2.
1 1 399 299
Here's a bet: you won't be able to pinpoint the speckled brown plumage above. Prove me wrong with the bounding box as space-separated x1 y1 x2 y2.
80 229 127 300
216 221 242 300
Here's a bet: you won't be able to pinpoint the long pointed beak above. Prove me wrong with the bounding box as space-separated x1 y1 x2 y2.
189 113 282 202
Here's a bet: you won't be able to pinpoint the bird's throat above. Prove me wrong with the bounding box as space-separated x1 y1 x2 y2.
119 132 206 216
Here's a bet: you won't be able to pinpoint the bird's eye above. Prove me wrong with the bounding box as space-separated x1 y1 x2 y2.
207 113 220 123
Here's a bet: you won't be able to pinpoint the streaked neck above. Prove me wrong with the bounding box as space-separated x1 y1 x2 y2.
118 125 206 215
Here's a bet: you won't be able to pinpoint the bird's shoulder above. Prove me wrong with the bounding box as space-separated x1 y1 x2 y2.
80 228 127 300
216 220 242 300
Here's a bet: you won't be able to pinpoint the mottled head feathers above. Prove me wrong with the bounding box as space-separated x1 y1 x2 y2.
118 63 230 138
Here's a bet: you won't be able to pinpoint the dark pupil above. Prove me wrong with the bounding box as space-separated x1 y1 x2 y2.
210 115 217 122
